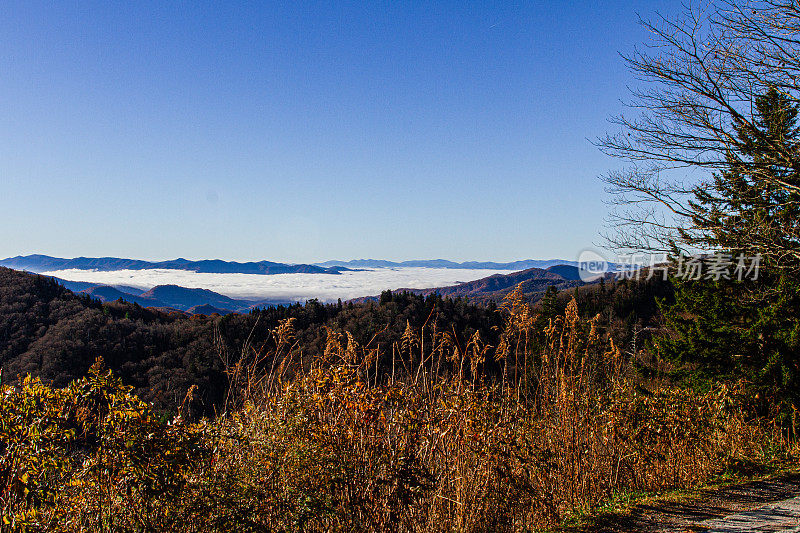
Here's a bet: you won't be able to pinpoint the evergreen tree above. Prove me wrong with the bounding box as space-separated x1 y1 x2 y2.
379 290 393 305
540 286 559 320
657 270 800 428
686 88 800 269
658 89 800 431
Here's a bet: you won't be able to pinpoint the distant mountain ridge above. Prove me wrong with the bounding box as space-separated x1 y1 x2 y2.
1 254 580 276
0 255 589 311
0 255 350 275
316 259 577 270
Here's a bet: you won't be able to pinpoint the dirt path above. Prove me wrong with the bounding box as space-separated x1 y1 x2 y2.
581 474 800 532
702 495 800 532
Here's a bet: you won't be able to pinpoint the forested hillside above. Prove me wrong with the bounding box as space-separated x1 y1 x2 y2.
0 267 228 412
0 266 670 416
0 267 503 414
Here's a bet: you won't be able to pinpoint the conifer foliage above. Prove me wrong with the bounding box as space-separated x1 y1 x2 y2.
656 90 800 431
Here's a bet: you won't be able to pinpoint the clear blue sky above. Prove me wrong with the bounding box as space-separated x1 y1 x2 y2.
0 1 679 263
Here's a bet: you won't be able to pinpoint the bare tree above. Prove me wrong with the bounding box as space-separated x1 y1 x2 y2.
598 0 800 271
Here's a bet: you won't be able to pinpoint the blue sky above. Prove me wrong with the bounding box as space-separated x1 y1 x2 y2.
0 1 679 263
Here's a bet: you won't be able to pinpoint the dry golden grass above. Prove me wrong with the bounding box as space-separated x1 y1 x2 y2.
2 288 795 531
186 288 793 531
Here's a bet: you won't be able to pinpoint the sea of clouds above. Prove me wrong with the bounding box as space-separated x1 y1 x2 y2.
41 267 516 302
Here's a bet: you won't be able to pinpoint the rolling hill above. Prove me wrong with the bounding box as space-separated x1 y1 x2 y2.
350 265 589 304
79 285 165 308
63 281 290 313
139 285 252 311
186 304 235 315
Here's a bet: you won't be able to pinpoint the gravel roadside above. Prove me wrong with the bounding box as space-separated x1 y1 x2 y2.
575 473 800 532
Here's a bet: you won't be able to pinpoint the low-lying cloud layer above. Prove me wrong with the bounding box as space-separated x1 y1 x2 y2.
42 267 516 302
